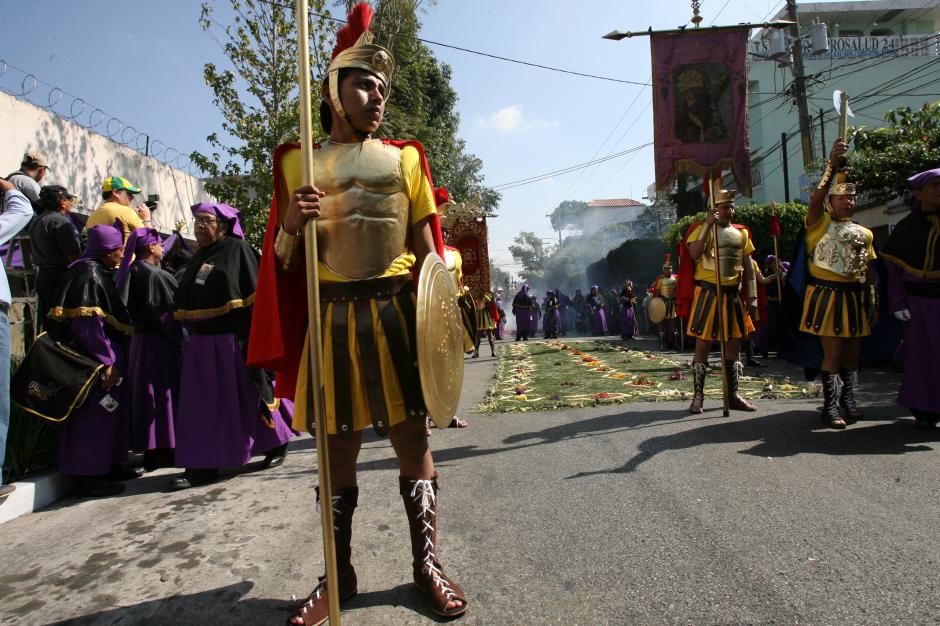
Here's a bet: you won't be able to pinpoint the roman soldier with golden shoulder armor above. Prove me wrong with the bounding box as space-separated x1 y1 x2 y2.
681 183 759 414
802 139 877 430
248 5 468 622
649 254 679 348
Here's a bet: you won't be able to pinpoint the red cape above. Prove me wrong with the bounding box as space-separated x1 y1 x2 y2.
246 139 445 399
676 222 762 320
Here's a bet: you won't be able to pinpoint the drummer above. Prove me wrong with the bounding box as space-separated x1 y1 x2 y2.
650 254 679 349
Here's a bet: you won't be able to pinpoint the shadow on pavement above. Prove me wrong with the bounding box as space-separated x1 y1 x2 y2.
49 581 285 625
569 404 938 479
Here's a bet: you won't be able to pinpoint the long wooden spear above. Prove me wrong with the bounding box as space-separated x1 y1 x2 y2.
708 175 731 417
770 200 783 301
296 0 340 622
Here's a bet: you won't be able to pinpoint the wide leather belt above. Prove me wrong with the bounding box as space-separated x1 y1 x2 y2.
319 275 413 302
808 277 864 292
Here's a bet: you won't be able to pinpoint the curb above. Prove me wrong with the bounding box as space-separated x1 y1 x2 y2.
0 471 74 525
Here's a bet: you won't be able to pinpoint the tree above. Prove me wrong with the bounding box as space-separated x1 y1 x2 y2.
663 201 807 265
368 0 501 212
548 200 588 232
191 0 335 248
490 265 512 292
509 232 553 283
847 101 940 204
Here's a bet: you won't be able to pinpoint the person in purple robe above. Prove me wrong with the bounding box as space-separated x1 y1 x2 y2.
572 289 587 334
171 202 294 489
619 280 638 340
48 224 137 497
587 285 608 336
512 283 534 341
543 290 561 338
606 287 621 336
115 227 185 471
881 167 940 430
529 290 542 337
555 289 568 336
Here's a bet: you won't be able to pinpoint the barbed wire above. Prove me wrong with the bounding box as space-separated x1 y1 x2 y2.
0 59 201 176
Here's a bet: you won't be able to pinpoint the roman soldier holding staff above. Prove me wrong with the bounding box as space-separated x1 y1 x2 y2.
801 139 877 429
248 4 467 623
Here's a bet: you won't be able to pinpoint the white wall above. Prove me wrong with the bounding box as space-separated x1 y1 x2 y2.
0 91 209 238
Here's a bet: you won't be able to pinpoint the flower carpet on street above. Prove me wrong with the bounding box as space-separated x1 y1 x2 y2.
478 339 817 413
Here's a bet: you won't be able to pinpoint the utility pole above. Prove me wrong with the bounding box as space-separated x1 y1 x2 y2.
781 132 791 203
786 0 815 168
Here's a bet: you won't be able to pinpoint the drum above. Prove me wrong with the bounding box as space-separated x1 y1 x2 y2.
647 296 668 324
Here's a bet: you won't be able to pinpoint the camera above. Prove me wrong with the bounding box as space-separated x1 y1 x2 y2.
145 194 160 210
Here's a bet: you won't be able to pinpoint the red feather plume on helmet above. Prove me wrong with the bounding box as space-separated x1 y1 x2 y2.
332 3 375 59
434 186 450 207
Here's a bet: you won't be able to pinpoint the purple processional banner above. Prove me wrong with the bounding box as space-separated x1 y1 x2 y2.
651 28 752 196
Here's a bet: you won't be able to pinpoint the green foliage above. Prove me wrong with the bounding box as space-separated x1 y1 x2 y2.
370 0 500 211
3 360 58 481
193 0 499 249
663 201 807 263
601 238 670 291
847 101 940 204
191 0 335 249
548 200 588 231
490 265 512 292
509 232 554 283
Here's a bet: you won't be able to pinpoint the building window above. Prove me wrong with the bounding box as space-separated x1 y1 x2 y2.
871 28 894 36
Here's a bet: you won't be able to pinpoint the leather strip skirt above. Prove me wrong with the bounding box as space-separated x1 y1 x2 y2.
686 280 755 341
800 277 870 338
293 275 428 437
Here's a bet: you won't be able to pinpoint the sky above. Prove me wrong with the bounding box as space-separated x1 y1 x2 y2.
2 0 809 276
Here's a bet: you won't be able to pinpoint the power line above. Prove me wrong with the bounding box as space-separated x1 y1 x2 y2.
257 0 651 86
491 142 654 191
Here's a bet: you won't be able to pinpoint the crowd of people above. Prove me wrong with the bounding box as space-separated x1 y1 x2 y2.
505 282 641 342
1 152 293 499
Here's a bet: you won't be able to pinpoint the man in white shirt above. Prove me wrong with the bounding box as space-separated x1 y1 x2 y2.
0 178 39 499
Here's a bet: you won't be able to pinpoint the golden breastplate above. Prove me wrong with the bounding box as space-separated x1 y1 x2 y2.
700 224 744 281
658 276 677 298
812 219 869 281
313 140 410 280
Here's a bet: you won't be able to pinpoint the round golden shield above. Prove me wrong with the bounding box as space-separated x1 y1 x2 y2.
647 296 668 324
416 253 464 428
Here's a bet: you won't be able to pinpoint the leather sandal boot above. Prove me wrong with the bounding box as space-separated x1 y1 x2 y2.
288 488 359 626
689 362 706 414
726 360 757 411
400 475 468 619
838 369 863 422
820 371 846 429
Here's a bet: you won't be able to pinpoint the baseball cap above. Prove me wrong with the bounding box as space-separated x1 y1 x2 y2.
22 149 50 169
39 185 77 202
102 176 143 194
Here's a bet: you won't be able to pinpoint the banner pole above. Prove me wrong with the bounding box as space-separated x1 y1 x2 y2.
707 175 731 417
296 0 340 622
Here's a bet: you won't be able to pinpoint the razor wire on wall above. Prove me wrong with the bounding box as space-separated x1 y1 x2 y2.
0 59 201 177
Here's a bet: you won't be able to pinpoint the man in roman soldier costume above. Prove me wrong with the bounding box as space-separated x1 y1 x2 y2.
247 5 467 623
802 140 877 429
680 183 759 414
475 290 499 356
650 254 679 349
881 167 940 430
436 187 477 357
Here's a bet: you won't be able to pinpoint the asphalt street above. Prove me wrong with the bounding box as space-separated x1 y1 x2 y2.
0 338 937 625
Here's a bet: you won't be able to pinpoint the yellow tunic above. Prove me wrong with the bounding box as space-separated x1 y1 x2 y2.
685 223 756 341
277 143 437 435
